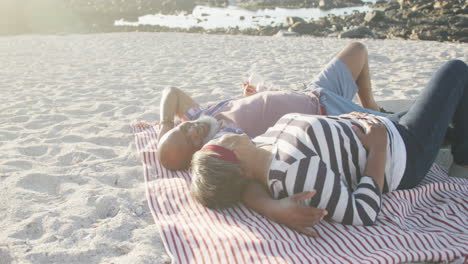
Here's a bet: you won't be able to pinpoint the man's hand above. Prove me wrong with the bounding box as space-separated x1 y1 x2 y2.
269 191 327 237
159 87 199 133
158 122 174 140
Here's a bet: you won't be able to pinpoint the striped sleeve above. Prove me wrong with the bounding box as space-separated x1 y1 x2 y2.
342 176 382 225
292 156 382 226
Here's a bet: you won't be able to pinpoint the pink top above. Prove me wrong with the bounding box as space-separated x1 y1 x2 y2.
218 91 322 138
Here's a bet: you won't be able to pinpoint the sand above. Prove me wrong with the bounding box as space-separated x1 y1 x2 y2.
0 32 467 264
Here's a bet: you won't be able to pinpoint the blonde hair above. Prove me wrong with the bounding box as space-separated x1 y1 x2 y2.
190 150 248 209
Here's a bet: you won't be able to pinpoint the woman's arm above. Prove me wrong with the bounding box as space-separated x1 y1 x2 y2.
242 182 327 237
352 118 387 192
286 156 382 226
316 117 386 225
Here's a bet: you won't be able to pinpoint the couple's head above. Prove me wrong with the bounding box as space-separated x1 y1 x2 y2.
158 116 256 208
157 116 219 170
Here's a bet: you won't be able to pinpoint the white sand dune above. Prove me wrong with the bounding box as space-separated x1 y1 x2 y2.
0 32 467 263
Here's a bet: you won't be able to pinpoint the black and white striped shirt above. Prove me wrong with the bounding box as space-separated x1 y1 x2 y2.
253 113 406 226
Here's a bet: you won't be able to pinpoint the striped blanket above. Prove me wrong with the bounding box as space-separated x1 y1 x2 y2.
133 123 468 264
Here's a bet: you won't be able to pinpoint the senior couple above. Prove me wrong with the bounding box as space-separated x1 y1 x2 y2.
157 42 468 235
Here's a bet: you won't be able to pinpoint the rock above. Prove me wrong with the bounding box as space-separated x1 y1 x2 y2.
397 0 406 9
409 27 445 41
364 11 385 23
458 37 468 43
385 9 400 19
134 206 144 216
239 16 245 20
317 16 331 27
319 0 331 9
286 16 306 26
339 26 376 39
454 15 468 27
407 10 423 19
331 24 341 31
451 27 468 39
433 0 451 9
188 26 204 33
226 27 241 34
386 27 410 39
411 2 433 12
275 30 300 37
259 26 279 36
384 2 400 12
289 22 326 35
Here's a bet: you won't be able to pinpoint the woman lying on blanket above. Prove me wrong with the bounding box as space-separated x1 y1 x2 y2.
190 60 468 232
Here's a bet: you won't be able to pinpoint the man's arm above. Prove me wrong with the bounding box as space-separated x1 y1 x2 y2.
242 182 327 237
159 87 199 138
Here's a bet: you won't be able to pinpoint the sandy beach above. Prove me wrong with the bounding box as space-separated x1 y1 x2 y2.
0 32 467 263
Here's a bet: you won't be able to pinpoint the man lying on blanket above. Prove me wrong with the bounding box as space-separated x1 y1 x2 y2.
158 42 389 171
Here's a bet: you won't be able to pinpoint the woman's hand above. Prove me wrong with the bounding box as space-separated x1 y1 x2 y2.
352 118 387 151
269 191 327 237
243 183 326 237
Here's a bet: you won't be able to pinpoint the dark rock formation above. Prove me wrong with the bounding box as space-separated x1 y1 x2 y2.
365 0 468 42
364 11 385 24
236 0 364 9
289 21 329 36
339 26 377 38
286 0 468 43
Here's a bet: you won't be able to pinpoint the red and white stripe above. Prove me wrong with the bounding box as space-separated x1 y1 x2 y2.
133 123 468 264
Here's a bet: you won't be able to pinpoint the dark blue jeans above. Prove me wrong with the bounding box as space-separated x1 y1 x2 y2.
387 60 468 189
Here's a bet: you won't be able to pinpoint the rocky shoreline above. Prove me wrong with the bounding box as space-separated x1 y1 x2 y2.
1 0 467 43
234 0 365 9
116 0 468 43
283 0 468 42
